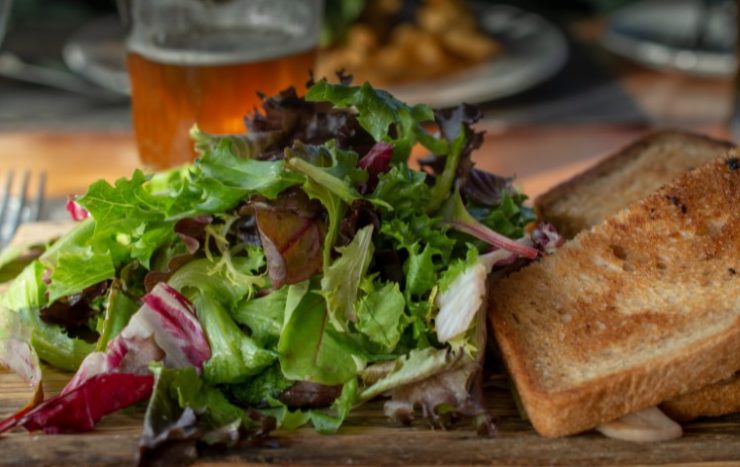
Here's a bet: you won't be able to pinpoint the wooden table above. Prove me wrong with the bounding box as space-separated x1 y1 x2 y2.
0 123 654 201
2 366 739 466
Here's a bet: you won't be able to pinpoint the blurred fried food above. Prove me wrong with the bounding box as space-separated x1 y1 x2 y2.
317 0 501 85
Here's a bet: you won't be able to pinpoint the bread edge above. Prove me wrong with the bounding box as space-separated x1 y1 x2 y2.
534 130 735 239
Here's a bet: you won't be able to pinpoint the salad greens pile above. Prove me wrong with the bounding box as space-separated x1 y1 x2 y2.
0 77 549 457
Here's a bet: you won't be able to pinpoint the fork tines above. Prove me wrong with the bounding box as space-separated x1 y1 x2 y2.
0 171 46 249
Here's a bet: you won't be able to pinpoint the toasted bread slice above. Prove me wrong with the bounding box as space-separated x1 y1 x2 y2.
490 155 740 437
535 130 734 239
661 373 740 422
535 131 739 422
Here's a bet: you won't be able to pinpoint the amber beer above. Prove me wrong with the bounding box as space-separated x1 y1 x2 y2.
128 47 317 169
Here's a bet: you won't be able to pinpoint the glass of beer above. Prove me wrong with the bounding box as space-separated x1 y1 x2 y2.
126 0 323 170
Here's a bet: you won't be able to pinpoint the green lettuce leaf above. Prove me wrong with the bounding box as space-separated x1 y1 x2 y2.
404 243 437 299
474 192 535 239
370 164 431 213
77 170 176 268
0 260 47 311
19 308 94 371
305 80 435 162
95 283 139 351
143 364 254 451
229 363 294 406
286 156 360 205
193 293 276 384
263 377 357 434
356 281 406 352
232 287 288 348
359 347 463 402
47 245 115 303
278 283 362 385
427 120 467 213
196 139 303 200
321 225 374 329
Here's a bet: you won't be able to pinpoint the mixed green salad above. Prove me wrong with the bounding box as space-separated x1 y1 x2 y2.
0 77 558 458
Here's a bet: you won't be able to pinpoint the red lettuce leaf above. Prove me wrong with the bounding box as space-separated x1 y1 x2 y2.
174 215 214 254
252 190 325 288
65 199 89 221
358 142 393 193
0 373 154 434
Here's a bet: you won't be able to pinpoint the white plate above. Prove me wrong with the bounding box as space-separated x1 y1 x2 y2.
389 4 569 107
63 4 569 107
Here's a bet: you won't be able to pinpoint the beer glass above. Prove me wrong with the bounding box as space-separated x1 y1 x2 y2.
127 0 323 169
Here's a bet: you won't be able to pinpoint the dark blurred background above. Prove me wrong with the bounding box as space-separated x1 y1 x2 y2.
0 0 735 132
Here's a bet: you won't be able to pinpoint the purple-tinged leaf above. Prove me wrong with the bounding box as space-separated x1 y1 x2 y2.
358 142 393 192
174 215 214 254
531 222 564 255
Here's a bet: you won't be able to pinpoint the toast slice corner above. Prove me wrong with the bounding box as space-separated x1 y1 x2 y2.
490 154 740 437
535 130 734 239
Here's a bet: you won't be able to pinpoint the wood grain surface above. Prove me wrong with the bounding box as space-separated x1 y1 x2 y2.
0 125 650 200
1 369 739 466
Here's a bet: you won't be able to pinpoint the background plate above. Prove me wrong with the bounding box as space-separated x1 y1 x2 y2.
62 4 569 107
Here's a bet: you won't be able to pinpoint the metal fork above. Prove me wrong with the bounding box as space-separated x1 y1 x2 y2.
0 171 46 249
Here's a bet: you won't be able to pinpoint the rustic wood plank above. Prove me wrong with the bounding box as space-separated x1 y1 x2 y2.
1 369 739 465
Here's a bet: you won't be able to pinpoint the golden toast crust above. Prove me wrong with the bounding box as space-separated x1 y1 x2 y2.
535 130 734 239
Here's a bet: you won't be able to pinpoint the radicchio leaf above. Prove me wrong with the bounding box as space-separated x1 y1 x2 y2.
358 142 393 193
65 199 89 221
252 190 325 288
0 373 154 434
0 284 210 437
64 283 209 393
